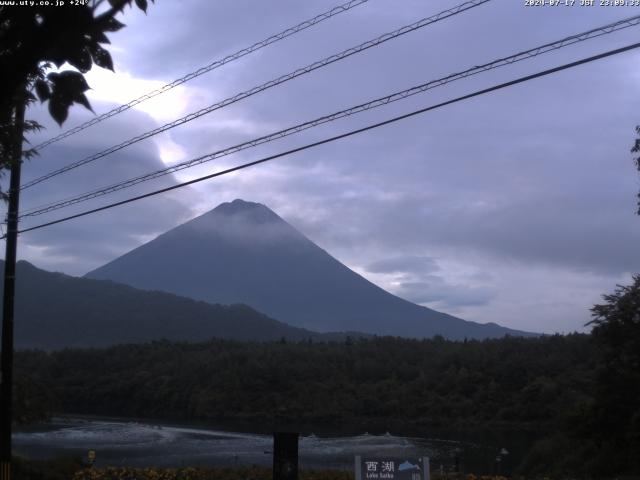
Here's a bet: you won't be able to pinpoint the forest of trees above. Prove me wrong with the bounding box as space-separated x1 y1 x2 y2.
15 335 594 430
7 333 615 476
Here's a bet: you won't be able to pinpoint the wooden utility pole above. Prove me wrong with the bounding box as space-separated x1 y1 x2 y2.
0 98 25 480
273 432 299 480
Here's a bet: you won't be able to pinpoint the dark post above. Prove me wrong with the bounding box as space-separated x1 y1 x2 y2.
273 432 298 480
0 99 25 480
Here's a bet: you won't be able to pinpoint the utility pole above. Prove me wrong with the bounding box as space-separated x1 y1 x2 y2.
0 98 25 480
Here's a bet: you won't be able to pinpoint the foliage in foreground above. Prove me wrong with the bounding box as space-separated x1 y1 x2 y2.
13 455 83 480
585 275 640 475
13 460 349 480
0 0 153 198
17 462 518 480
10 456 526 480
70 469 519 480
71 466 350 480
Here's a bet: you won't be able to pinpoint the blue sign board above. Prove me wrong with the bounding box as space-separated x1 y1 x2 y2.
355 456 430 480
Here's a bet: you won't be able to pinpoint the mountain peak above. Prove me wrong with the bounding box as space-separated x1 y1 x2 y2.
214 199 265 214
197 199 282 227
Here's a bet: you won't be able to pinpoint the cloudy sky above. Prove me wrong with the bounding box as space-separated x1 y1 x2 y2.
4 0 640 334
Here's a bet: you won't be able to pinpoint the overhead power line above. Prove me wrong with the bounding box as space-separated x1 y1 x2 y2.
19 14 640 219
31 0 371 151
11 41 640 238
21 0 490 190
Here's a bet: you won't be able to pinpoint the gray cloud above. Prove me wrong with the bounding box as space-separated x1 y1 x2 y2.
7 101 197 275
366 255 440 275
2 1 638 332
396 278 496 309
363 256 494 309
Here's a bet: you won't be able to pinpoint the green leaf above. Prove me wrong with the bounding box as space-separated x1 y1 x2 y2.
93 30 111 44
67 47 93 73
74 92 94 113
134 0 147 12
23 120 44 132
46 70 94 117
103 16 125 32
48 98 69 126
46 48 67 68
49 70 90 94
46 72 60 84
91 44 114 71
48 71 92 120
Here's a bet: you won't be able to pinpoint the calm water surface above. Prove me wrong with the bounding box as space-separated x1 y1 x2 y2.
14 417 534 473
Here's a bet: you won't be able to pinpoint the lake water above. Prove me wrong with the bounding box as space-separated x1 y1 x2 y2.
14 417 531 473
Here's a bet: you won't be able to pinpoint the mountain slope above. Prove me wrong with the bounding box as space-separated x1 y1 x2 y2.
86 199 535 340
1 260 342 350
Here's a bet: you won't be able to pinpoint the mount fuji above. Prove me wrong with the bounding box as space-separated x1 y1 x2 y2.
86 199 534 340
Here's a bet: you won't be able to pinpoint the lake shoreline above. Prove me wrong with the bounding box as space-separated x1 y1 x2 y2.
14 415 538 473
16 412 545 440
